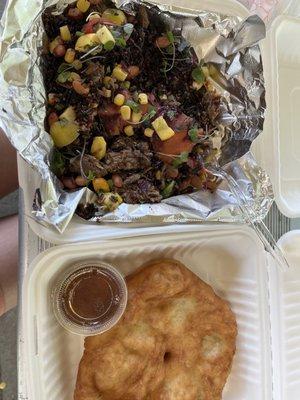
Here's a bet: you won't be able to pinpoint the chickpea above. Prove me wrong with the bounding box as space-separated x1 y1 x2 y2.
112 174 123 188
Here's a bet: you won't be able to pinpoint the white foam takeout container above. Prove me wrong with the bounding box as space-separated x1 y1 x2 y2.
252 0 300 218
18 0 251 244
22 224 300 400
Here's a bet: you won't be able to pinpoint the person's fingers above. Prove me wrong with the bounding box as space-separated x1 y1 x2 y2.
0 129 18 199
0 214 18 315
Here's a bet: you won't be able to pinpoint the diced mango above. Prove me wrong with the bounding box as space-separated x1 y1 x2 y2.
152 116 175 141
97 26 115 46
102 9 127 25
100 192 123 211
76 0 90 13
50 121 79 148
75 33 100 52
112 65 128 81
124 125 134 136
91 136 107 160
93 178 110 193
59 106 76 122
60 25 71 42
144 128 154 138
120 105 131 121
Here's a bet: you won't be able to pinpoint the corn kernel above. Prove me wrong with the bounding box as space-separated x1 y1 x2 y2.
64 48 75 63
91 136 107 160
102 88 112 98
60 25 71 42
144 128 154 138
120 105 131 121
131 112 142 123
103 76 113 87
138 93 148 105
76 0 90 13
72 59 83 70
114 93 125 106
152 116 175 141
124 125 134 136
92 178 110 193
112 65 128 81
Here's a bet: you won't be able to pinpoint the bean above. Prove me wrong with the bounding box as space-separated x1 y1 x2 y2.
67 7 84 20
48 112 58 126
112 174 123 188
72 80 90 96
75 176 87 186
61 177 77 190
155 36 170 48
53 44 66 57
127 66 140 79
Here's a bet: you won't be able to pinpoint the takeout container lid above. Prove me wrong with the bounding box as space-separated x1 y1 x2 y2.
252 6 300 218
21 224 300 400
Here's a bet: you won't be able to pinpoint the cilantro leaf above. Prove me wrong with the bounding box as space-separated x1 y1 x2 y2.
76 31 84 37
50 149 65 176
192 66 205 84
172 151 189 168
123 23 134 37
125 100 140 113
188 127 199 143
57 63 71 74
166 30 175 44
86 170 96 184
116 37 127 48
161 180 175 199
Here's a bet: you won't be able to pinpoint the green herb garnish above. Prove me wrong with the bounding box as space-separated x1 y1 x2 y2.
172 151 189 168
188 127 199 143
86 170 96 184
161 180 175 198
125 100 140 113
116 37 127 48
76 31 84 37
123 23 134 37
192 65 205 84
50 149 65 176
57 71 71 83
166 31 175 44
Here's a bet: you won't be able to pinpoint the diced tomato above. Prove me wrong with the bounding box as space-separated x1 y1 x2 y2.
98 103 125 136
82 18 100 34
153 130 195 164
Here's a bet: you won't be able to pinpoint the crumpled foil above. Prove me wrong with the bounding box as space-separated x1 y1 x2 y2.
0 0 273 233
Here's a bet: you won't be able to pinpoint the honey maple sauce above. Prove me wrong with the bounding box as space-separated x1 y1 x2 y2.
60 266 122 327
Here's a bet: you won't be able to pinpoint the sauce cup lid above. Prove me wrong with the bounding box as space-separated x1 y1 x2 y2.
52 260 127 336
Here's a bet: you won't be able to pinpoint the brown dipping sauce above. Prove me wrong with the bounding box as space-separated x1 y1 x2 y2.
60 266 121 327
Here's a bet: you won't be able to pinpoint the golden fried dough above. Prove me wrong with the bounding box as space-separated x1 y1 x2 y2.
74 259 237 400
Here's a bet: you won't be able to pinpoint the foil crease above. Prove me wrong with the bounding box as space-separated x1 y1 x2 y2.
0 0 272 233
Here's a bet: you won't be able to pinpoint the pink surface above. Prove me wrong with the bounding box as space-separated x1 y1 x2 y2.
239 0 281 21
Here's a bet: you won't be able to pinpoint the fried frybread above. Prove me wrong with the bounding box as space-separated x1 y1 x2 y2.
74 259 237 400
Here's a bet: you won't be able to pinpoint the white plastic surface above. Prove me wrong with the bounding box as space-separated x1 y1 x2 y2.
252 14 300 218
23 225 272 400
269 230 300 400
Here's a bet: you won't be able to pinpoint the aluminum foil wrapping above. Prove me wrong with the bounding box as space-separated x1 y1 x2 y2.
0 0 273 233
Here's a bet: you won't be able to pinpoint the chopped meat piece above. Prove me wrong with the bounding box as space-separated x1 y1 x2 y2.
118 179 162 203
105 148 152 172
69 155 107 177
123 173 141 185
